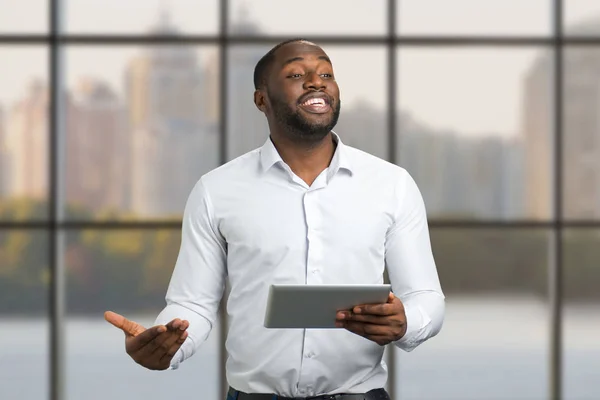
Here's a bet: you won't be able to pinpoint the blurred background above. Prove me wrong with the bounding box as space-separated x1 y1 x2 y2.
1 0 599 399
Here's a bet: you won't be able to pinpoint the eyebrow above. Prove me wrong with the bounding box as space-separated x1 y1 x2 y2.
282 55 332 67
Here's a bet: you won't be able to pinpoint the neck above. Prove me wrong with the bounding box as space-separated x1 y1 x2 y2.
269 131 336 186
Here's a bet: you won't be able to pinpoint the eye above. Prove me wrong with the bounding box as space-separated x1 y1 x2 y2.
287 73 303 78
321 73 333 78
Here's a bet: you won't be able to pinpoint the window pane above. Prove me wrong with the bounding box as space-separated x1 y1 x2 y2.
0 47 48 221
564 0 600 36
65 0 218 35
64 46 219 220
563 229 600 400
398 0 551 36
229 0 386 36
394 228 550 399
0 230 49 400
227 45 388 161
398 47 552 220
65 230 221 400
0 0 47 33
563 47 600 219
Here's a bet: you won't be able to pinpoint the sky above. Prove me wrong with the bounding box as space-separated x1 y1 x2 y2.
1 0 600 138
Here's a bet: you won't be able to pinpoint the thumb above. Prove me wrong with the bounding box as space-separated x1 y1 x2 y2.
388 292 395 303
104 311 146 337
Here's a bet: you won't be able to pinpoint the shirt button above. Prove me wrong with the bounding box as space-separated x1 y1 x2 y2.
312 269 319 274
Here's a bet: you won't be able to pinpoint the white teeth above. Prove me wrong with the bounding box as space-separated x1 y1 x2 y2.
302 98 326 106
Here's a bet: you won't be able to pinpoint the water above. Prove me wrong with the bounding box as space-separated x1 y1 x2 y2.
1 297 598 400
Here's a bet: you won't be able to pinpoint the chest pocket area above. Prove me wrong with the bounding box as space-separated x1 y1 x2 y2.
219 195 308 276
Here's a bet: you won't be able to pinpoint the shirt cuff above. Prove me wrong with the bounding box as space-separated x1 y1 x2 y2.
154 303 212 369
394 303 431 352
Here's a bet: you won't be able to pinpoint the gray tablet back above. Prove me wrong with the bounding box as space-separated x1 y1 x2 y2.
263 284 392 329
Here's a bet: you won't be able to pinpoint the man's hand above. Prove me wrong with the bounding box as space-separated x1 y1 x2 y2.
335 292 407 346
104 311 189 371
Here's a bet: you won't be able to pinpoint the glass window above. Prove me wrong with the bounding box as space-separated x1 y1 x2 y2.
394 228 550 399
564 0 600 36
65 229 221 400
563 229 600 400
64 46 220 220
397 47 553 220
228 0 387 36
563 46 600 220
0 46 49 221
226 44 389 161
0 0 47 33
65 0 218 35
0 230 49 400
398 0 551 36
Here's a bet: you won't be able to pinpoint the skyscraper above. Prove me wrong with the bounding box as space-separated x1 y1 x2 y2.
4 80 48 200
68 77 127 214
225 15 270 160
522 17 600 220
126 10 217 217
521 52 553 220
0 105 6 198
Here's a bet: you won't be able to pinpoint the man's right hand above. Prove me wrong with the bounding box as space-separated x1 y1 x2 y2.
104 311 189 371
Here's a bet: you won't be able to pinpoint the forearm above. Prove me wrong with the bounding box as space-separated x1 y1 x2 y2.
394 290 445 352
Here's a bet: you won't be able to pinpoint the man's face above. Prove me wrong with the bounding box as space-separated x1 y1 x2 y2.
263 42 341 142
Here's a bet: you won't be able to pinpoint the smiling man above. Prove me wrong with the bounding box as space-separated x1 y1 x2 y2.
105 39 445 400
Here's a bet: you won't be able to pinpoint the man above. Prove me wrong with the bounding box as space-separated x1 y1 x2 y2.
105 39 445 399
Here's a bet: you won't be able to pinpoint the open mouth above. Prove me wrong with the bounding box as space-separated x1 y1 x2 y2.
298 94 331 114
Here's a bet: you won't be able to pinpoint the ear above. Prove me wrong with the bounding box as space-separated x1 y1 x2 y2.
254 89 268 113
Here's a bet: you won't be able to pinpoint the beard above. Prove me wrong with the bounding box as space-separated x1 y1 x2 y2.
267 89 341 143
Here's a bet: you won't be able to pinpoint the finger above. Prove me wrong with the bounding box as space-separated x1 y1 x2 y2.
166 319 189 332
343 321 389 337
150 328 187 359
129 324 167 352
343 313 390 325
138 321 188 359
158 331 189 367
353 302 396 316
104 311 146 337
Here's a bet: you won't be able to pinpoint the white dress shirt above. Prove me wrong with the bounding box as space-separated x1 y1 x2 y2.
155 132 445 397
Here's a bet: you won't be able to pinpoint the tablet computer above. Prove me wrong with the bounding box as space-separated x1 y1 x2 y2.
263 283 392 329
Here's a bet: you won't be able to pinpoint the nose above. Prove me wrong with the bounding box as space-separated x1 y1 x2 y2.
303 71 326 90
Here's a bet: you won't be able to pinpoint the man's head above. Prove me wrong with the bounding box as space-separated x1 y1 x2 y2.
253 39 341 144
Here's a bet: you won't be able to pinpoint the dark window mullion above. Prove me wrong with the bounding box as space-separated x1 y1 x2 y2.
551 1 564 400
219 1 229 399
49 0 62 400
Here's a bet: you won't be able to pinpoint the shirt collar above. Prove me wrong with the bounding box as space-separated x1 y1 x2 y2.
259 131 353 177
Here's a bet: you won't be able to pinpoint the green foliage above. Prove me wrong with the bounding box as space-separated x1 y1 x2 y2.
1 198 599 317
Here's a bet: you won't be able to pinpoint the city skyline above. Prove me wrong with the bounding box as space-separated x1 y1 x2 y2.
3 6 600 220
5 4 600 139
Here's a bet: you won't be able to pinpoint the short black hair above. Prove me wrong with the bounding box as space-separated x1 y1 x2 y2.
253 38 311 90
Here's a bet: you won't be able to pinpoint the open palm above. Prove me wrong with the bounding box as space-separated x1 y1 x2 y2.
104 311 189 370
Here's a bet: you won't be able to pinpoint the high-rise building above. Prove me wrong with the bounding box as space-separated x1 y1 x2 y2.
68 78 128 214
502 137 525 219
521 52 553 220
204 50 220 128
523 17 600 220
225 17 270 160
126 10 217 217
0 105 6 198
4 80 48 200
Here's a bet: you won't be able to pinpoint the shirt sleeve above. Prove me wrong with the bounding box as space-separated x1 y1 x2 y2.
154 178 228 369
385 170 445 352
